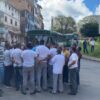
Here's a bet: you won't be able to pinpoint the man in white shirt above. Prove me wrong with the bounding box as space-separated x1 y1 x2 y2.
21 43 37 95
51 49 65 94
90 38 95 52
48 44 57 88
68 47 78 95
4 44 13 87
12 43 22 91
36 40 49 92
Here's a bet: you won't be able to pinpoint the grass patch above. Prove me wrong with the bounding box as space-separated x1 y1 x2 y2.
80 41 100 58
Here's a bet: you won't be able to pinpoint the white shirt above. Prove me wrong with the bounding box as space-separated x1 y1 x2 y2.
21 49 36 67
10 48 15 58
68 53 78 69
4 50 12 66
90 40 95 46
36 45 49 61
49 48 57 57
51 54 65 74
49 48 57 65
12 48 22 67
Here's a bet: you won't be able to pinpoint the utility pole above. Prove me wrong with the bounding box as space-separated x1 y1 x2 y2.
51 17 53 31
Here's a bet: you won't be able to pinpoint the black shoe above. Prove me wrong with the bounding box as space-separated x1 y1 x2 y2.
51 91 57 94
68 92 76 95
21 91 27 95
16 88 19 91
30 91 36 95
58 91 63 94
36 90 41 93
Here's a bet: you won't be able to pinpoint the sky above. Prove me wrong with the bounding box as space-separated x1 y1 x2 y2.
38 0 100 29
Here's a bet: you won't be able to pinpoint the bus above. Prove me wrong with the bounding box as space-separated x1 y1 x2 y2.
27 30 79 47
63 33 79 47
27 30 65 45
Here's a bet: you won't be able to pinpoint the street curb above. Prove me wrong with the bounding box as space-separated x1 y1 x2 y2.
82 55 100 62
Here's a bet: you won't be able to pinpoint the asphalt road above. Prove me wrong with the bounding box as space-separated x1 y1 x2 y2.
0 59 100 100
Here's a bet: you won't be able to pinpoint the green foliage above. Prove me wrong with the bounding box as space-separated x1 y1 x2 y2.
94 37 100 42
52 16 76 34
80 22 99 37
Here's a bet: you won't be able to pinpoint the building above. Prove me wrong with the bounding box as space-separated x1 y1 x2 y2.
0 0 44 44
8 0 35 38
8 0 44 37
8 0 34 14
20 10 35 34
37 4 44 29
0 0 21 45
77 15 100 34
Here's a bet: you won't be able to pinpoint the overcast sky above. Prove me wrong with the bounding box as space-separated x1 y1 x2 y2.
38 0 100 29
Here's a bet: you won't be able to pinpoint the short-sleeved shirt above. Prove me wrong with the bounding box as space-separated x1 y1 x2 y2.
68 53 78 69
10 48 15 58
90 40 95 46
4 50 12 66
12 48 22 67
49 48 57 57
49 48 57 65
21 49 36 67
51 54 65 74
36 45 49 61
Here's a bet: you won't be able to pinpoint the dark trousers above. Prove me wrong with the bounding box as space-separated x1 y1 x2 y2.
76 70 80 86
91 46 94 52
83 47 88 54
14 67 23 90
69 68 78 94
47 64 53 88
4 65 13 86
77 60 81 85
63 64 69 83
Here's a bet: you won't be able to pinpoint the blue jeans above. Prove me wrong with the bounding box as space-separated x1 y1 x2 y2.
14 67 23 90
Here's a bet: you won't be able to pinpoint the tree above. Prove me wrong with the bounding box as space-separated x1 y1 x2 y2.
51 16 76 34
80 22 99 37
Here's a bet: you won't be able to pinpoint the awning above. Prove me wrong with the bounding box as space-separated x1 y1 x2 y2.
9 30 21 35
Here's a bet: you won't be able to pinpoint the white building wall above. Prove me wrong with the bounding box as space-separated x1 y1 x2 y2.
0 1 21 44
0 1 20 30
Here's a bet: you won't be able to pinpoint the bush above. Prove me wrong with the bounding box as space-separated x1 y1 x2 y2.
80 23 99 37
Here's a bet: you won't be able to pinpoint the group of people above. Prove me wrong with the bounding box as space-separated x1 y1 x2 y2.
0 40 82 96
83 38 95 54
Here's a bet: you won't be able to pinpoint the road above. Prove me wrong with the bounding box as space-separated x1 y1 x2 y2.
0 59 100 100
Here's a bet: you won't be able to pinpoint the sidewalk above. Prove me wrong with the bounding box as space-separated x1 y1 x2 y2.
83 55 100 62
